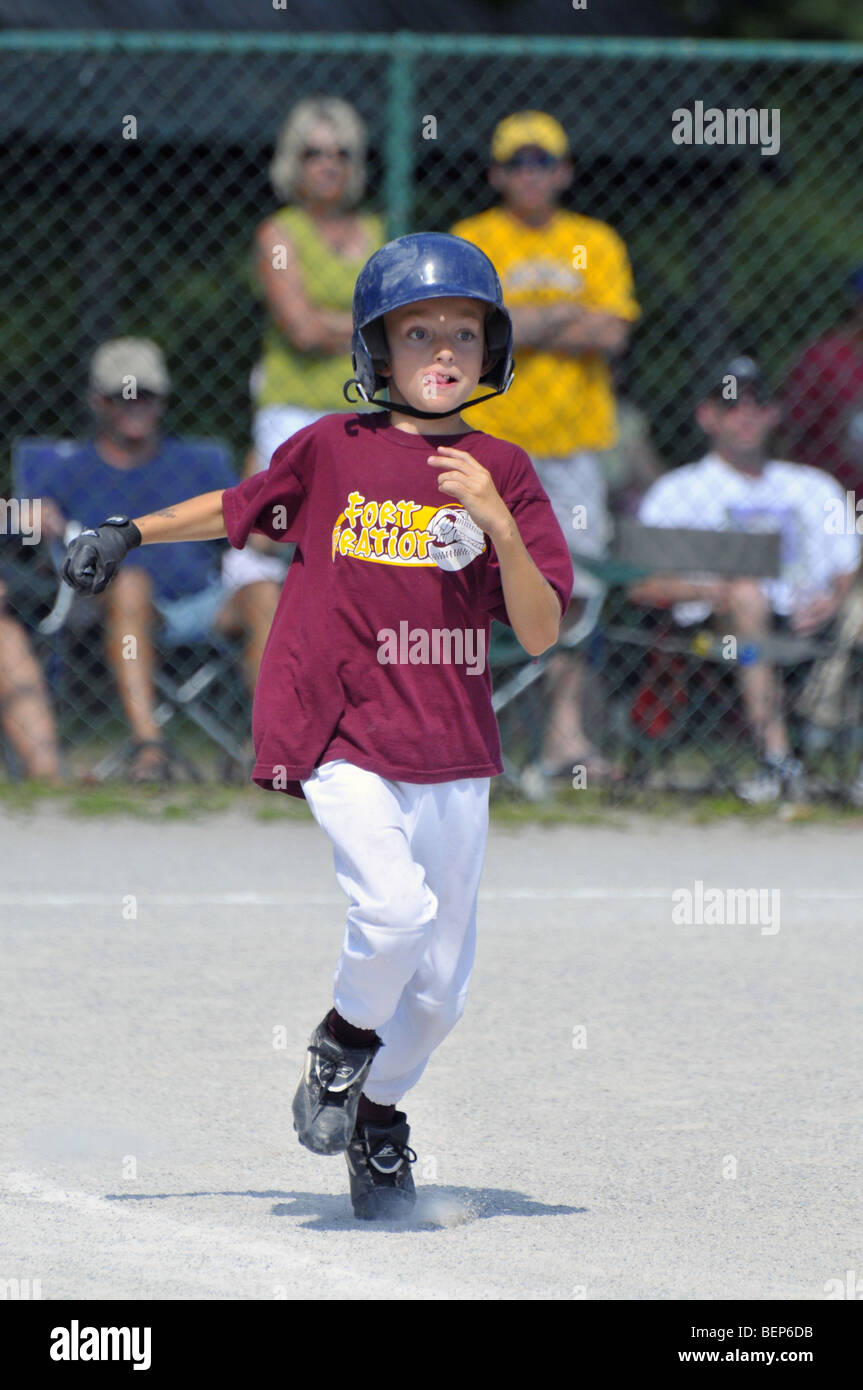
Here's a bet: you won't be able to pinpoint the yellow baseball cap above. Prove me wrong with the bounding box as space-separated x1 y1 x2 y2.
491 111 569 164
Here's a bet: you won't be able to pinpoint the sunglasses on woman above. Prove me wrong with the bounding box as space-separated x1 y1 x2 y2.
105 389 162 405
301 146 353 162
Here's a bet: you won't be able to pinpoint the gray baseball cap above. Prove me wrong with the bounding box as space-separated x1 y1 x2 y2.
89 338 171 396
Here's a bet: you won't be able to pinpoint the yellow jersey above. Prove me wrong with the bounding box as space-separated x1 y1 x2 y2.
449 206 640 456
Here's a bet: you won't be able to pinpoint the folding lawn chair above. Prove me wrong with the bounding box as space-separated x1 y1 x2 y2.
11 437 250 782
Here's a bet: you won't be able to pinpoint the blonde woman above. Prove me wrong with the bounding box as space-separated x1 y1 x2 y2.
223 97 385 595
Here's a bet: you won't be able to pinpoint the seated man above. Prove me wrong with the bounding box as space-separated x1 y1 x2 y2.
34 338 282 781
629 356 861 803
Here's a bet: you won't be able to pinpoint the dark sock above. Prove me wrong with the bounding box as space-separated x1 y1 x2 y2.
357 1093 396 1127
326 1007 379 1049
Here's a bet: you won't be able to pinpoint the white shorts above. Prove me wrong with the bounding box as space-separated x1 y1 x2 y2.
300 759 490 1105
221 546 292 594
533 450 611 600
152 580 234 643
252 403 332 469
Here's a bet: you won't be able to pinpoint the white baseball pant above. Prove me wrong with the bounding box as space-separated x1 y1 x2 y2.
300 758 490 1105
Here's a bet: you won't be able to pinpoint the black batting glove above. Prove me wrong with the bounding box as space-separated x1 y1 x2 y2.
61 516 143 594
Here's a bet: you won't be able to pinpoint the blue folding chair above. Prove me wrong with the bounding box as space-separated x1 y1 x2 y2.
11 438 251 781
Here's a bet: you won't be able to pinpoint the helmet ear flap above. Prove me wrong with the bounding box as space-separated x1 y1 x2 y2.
350 317 389 399
363 317 390 383
481 305 513 390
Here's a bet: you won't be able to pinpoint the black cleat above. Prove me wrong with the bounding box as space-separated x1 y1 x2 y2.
292 1016 382 1155
345 1111 418 1220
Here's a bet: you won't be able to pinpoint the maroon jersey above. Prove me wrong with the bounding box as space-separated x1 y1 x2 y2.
221 412 574 797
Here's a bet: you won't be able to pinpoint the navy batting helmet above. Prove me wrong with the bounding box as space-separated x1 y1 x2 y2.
345 233 514 416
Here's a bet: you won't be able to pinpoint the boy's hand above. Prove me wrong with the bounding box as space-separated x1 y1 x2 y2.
61 517 142 594
427 447 513 540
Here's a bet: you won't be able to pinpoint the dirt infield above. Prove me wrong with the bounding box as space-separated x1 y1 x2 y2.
1 805 861 1300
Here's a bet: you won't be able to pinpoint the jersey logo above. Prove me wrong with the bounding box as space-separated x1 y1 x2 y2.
425 507 486 571
331 491 487 570
504 258 584 294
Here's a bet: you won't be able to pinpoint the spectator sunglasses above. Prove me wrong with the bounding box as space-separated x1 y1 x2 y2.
502 149 561 169
104 389 163 404
302 146 353 162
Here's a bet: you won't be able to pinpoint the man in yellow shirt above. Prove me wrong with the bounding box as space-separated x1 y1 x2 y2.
451 111 640 789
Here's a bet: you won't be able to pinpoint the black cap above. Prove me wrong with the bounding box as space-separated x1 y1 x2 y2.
704 354 772 404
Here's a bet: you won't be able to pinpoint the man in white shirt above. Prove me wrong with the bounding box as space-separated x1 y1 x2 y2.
629 356 860 802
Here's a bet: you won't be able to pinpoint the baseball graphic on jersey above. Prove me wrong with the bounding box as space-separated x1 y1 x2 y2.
426 506 486 571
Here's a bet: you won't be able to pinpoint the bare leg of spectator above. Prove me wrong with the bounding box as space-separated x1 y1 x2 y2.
538 602 621 781
214 580 281 695
0 610 62 783
540 651 592 763
102 566 165 776
724 579 788 759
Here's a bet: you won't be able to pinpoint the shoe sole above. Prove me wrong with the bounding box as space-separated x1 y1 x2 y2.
352 1188 417 1221
292 1115 353 1156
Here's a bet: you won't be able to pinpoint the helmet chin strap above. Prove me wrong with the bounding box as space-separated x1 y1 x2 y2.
343 379 504 420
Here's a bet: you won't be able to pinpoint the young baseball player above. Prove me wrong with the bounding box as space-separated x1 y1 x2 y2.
62 234 574 1220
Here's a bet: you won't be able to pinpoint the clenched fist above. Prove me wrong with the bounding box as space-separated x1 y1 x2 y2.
61 516 142 595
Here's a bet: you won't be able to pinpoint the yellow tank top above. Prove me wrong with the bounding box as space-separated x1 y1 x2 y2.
253 206 386 411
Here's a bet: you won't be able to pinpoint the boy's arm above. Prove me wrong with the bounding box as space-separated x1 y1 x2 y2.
486 515 562 655
61 490 229 594
427 445 563 656
133 489 228 543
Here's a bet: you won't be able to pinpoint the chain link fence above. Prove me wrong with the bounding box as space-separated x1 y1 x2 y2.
2 32 863 801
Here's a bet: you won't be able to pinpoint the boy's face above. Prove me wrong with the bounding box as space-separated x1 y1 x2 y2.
380 297 491 414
